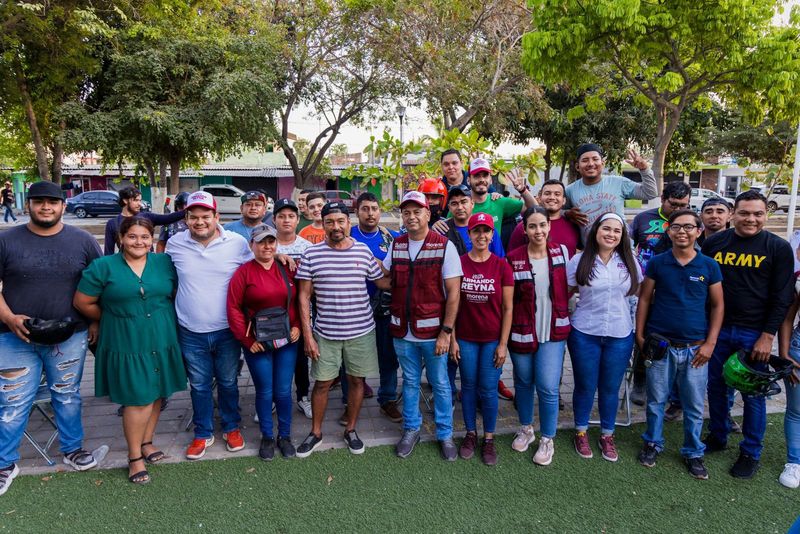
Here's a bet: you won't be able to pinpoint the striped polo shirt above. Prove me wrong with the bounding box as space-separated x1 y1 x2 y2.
295 239 383 340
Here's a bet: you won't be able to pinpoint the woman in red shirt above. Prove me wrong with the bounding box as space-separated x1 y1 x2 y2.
227 224 300 461
450 213 514 466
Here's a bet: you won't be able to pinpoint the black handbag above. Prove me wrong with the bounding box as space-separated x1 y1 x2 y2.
641 333 671 367
24 317 77 345
250 263 292 344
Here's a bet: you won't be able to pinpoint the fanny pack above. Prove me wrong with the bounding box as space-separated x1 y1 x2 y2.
370 290 392 318
249 263 292 348
641 333 670 367
24 317 77 345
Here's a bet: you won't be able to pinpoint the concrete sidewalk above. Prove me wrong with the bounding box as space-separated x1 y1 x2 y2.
18 351 787 476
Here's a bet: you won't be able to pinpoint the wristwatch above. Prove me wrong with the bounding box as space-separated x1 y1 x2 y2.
441 325 453 335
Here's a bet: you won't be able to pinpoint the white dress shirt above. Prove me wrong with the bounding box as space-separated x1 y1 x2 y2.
566 251 642 338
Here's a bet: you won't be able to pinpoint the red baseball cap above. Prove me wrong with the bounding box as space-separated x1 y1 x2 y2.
468 212 494 231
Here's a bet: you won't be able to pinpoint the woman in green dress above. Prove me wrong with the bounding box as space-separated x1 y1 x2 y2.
74 217 186 484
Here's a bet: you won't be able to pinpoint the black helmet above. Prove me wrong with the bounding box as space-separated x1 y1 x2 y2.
174 192 191 210
24 317 77 345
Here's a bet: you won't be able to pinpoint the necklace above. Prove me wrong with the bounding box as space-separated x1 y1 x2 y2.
357 226 380 239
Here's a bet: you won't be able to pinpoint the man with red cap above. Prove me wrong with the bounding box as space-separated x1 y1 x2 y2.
382 191 463 461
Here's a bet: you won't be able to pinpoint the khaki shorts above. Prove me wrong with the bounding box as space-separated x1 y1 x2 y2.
312 330 378 381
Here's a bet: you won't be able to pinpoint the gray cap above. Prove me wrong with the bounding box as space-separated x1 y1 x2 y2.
250 223 277 243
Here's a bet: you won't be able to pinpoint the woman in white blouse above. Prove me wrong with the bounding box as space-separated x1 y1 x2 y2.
566 212 642 463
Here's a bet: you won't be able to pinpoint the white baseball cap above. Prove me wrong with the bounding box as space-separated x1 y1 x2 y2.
469 158 492 176
186 191 217 212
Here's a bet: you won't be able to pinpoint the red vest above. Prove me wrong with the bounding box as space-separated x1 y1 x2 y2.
506 244 571 353
389 231 448 339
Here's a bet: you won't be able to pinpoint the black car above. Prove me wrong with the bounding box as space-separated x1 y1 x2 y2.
66 191 150 218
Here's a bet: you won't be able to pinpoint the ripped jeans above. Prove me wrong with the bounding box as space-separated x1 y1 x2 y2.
0 330 88 467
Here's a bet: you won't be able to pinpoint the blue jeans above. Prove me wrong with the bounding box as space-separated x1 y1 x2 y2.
341 316 399 406
707 325 765 458
511 340 565 438
3 204 16 222
0 331 88 467
458 339 501 434
178 326 242 439
244 342 297 440
394 338 452 440
642 345 708 458
568 328 634 434
785 329 800 464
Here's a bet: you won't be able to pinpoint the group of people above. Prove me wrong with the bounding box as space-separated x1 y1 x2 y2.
1 142 799 497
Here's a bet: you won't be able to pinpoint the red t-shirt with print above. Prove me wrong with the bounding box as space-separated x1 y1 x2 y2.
456 253 514 343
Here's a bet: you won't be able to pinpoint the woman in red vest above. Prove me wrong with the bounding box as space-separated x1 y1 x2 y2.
566 212 641 463
450 213 514 466
507 207 572 466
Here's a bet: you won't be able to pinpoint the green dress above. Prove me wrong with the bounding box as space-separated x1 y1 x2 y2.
78 252 187 406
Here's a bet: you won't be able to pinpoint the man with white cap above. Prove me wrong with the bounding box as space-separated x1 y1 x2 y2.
382 191 463 460
166 191 253 460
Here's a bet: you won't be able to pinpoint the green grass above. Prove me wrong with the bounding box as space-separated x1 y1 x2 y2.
1 415 798 533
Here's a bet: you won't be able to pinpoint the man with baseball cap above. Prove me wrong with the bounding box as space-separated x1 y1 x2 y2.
273 198 314 420
382 191 463 461
295 202 387 458
0 181 105 495
166 191 253 460
103 185 185 255
224 190 274 241
440 185 504 257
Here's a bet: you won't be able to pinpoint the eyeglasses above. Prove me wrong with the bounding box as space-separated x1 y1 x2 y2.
668 224 698 233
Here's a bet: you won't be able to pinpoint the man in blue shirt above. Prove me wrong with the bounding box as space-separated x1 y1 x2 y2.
223 191 274 240
634 209 724 480
438 185 504 257
348 192 402 423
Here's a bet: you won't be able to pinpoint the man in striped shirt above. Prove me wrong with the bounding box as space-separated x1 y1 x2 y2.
294 202 388 458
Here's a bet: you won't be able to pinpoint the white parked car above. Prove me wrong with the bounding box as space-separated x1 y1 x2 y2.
752 185 795 212
690 188 734 212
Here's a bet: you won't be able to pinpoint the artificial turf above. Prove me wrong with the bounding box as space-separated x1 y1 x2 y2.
1 414 798 533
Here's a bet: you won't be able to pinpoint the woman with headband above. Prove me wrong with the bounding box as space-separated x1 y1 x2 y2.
566 212 642 462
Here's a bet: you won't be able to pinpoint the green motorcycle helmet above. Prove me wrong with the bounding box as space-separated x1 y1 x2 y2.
723 350 795 397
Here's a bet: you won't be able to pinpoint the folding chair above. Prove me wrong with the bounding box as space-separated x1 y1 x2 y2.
589 353 635 428
23 373 59 466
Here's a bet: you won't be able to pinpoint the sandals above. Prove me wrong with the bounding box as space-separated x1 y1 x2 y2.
141 441 167 464
128 456 150 485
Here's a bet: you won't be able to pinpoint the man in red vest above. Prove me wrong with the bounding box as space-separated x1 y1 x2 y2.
381 191 463 460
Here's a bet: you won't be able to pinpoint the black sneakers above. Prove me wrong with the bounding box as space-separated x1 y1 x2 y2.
296 432 323 458
344 429 365 455
701 434 728 453
259 437 275 461
276 436 296 458
638 443 659 468
686 457 709 480
730 452 760 479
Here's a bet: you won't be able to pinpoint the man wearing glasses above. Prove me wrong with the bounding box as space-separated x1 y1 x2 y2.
630 181 693 270
634 209 724 480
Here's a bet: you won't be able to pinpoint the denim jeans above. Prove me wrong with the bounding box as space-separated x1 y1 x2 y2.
245 342 297 440
394 338 452 440
642 345 708 458
0 331 88 467
511 340 565 438
3 204 16 223
457 339 501 434
568 328 634 434
341 316 399 406
785 329 800 464
707 325 765 459
178 326 242 439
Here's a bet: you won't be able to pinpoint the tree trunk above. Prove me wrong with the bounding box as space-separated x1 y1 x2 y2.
558 151 568 182
50 120 65 183
159 157 168 189
652 104 682 191
168 154 181 194
543 141 552 180
15 69 50 181
144 160 156 185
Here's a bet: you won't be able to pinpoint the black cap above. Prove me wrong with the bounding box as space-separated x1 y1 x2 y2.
447 184 471 201
27 181 64 200
273 198 298 215
241 191 267 204
576 143 604 159
701 197 731 211
321 201 349 218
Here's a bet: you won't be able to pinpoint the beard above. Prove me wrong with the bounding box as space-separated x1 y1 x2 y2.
30 211 60 228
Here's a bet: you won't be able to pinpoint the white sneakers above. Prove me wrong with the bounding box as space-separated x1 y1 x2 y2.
511 425 536 452
779 463 800 489
533 436 555 466
297 396 312 419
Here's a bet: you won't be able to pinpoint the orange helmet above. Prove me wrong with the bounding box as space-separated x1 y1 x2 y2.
417 177 448 211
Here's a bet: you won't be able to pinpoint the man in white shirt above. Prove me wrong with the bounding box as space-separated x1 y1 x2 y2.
166 191 253 460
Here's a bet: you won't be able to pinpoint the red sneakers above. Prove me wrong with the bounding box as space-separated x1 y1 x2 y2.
598 434 619 462
497 380 514 401
186 436 215 460
574 432 593 459
223 429 245 452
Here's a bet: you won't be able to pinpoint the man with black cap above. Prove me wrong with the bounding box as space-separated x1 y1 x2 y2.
0 181 104 496
224 190 274 241
104 186 185 255
440 184 505 257
273 198 313 419
294 202 386 458
565 144 658 231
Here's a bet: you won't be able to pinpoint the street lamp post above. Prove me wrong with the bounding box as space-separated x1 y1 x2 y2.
396 105 406 145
